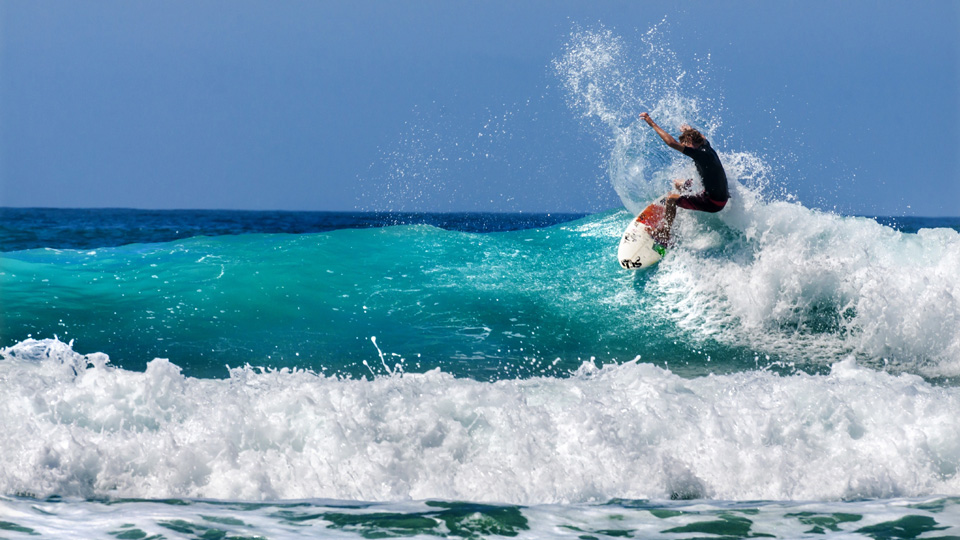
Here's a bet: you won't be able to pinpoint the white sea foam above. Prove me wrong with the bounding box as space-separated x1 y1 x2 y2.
651 193 960 375
2 339 959 504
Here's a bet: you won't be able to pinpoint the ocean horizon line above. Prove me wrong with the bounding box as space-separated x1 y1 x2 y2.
3 206 960 220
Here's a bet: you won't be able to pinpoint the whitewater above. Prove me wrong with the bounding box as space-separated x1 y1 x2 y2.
2 335 960 503
1 25 960 539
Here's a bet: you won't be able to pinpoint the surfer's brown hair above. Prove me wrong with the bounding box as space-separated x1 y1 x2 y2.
679 128 705 147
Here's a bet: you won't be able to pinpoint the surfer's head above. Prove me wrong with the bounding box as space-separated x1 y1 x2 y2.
678 127 705 148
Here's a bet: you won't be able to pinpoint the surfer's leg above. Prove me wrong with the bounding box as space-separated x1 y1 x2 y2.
654 194 680 245
677 193 727 213
655 181 692 244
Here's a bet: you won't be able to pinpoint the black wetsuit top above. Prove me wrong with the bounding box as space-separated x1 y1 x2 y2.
681 140 729 201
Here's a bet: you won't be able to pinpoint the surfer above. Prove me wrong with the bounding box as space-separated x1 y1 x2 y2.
638 112 729 244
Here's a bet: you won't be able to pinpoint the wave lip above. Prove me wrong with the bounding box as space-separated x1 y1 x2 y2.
2 339 959 504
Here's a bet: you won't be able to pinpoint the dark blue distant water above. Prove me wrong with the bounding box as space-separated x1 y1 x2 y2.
2 208 955 253
872 215 960 234
0 208 588 252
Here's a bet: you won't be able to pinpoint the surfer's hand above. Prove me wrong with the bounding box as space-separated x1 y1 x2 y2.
639 112 653 125
673 178 692 192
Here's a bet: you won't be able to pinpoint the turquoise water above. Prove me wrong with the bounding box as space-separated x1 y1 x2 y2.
3 208 958 381
1 211 736 380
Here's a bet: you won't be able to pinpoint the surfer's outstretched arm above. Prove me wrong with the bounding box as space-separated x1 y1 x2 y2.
639 112 684 152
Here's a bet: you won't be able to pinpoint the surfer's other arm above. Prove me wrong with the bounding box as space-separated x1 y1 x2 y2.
639 112 684 152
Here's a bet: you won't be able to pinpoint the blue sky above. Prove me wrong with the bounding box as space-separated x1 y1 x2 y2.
1 1 958 216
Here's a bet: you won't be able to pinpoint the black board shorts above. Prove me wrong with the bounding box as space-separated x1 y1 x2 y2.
677 193 727 213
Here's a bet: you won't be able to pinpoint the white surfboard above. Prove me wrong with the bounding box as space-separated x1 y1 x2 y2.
618 198 669 270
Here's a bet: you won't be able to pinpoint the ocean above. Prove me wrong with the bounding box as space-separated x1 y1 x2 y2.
1 207 959 539
3 25 960 540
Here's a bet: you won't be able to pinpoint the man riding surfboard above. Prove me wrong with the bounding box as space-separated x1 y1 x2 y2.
638 112 729 244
